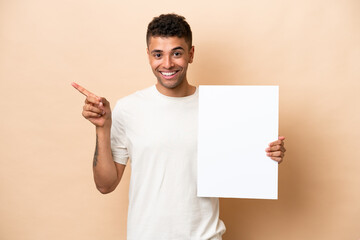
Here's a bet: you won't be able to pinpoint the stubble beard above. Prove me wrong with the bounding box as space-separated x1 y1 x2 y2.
157 76 183 89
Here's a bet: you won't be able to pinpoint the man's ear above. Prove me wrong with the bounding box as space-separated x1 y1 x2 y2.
189 46 195 63
146 48 151 62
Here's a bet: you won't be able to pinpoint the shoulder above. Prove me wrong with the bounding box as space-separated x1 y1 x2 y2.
113 85 156 112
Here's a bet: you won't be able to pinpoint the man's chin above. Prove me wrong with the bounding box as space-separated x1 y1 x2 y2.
157 78 182 89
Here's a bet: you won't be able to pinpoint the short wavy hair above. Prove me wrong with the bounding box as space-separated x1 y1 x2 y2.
146 13 192 49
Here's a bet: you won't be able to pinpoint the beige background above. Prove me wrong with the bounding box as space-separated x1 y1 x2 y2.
1 0 359 239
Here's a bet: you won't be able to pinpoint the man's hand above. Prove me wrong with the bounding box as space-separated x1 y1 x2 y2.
71 82 111 128
266 136 286 164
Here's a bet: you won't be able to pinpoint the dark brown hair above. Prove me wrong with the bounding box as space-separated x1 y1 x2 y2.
146 13 192 49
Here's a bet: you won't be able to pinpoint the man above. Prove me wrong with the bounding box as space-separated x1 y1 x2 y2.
72 14 286 240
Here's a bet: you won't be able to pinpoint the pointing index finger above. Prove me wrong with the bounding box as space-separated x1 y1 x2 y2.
71 82 98 98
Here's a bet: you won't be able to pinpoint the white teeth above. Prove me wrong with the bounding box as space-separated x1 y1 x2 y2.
161 71 176 76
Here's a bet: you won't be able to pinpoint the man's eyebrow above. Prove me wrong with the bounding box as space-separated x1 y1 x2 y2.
151 49 163 54
172 46 185 51
150 47 185 54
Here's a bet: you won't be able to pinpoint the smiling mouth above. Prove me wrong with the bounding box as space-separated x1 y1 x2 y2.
160 71 179 79
160 71 178 76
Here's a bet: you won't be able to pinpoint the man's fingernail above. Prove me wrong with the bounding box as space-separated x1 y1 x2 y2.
99 102 103 107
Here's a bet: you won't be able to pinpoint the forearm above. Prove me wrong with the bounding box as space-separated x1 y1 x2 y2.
92 125 118 193
71 83 121 193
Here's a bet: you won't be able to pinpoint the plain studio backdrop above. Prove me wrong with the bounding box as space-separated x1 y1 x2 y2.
0 0 359 239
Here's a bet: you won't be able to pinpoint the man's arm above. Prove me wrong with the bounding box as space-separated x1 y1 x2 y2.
72 82 125 194
92 124 126 194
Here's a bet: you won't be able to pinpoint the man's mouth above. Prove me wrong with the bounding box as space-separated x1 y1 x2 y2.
160 71 179 79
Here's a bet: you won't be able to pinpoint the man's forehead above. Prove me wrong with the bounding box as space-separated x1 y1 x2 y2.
148 36 189 51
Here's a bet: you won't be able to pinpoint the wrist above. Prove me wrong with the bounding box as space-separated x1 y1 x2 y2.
96 120 112 132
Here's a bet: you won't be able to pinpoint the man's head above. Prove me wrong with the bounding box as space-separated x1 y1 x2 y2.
146 14 192 50
146 14 195 94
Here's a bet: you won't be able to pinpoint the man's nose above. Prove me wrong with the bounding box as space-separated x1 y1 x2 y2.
163 56 174 69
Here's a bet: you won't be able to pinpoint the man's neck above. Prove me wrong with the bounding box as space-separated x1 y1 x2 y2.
155 81 196 97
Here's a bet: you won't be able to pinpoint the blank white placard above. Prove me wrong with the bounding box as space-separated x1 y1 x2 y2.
197 85 279 199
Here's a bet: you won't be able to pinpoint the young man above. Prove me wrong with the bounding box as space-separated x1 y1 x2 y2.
72 14 286 240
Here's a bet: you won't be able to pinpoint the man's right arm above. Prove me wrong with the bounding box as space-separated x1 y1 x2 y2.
92 125 125 194
72 82 125 194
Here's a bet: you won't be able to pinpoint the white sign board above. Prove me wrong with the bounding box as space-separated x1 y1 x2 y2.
197 85 279 199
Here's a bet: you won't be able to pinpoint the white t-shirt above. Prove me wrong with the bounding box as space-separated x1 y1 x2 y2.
111 86 226 240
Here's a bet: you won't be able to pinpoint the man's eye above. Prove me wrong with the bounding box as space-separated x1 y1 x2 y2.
174 52 182 57
154 53 162 58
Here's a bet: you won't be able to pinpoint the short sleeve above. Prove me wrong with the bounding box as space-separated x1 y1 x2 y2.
111 102 129 165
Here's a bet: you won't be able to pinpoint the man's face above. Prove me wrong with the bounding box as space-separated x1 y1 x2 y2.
147 36 194 90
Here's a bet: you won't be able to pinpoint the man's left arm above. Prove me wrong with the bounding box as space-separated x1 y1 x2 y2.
266 136 286 164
